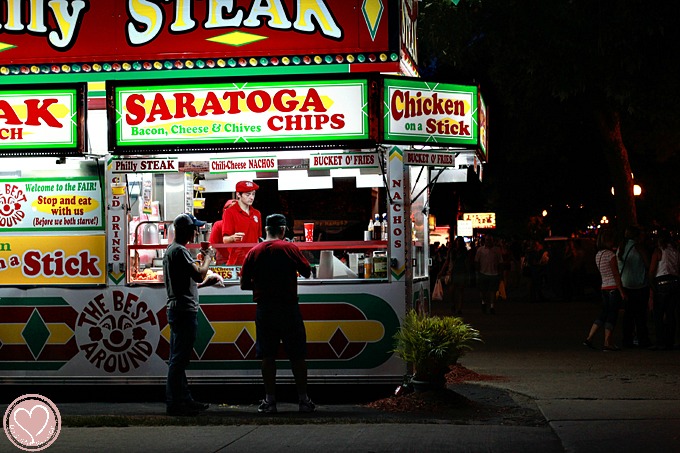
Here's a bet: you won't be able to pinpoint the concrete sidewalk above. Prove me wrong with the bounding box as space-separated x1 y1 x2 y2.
2 294 680 452
43 424 563 453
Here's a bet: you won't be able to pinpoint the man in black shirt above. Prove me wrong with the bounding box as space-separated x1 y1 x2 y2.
240 214 315 413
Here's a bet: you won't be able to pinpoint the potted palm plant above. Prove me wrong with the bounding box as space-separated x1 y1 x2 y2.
392 310 482 391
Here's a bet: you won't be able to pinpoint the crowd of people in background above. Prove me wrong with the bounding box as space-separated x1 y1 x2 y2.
429 225 680 351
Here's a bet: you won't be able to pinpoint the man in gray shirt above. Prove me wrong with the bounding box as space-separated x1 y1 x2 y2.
164 213 216 416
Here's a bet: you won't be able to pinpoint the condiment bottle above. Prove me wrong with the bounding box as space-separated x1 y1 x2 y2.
364 254 373 279
381 213 388 241
372 214 381 241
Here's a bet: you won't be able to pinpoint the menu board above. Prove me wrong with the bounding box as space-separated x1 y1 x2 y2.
0 177 103 232
109 78 370 152
384 77 478 147
0 84 86 155
0 234 106 285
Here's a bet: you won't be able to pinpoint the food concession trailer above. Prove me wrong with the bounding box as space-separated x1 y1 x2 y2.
0 0 487 386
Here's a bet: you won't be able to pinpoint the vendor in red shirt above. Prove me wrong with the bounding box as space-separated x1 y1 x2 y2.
221 181 262 265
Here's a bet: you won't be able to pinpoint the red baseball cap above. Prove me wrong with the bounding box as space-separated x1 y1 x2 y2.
235 180 259 193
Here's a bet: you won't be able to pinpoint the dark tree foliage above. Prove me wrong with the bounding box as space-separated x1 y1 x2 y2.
419 0 680 236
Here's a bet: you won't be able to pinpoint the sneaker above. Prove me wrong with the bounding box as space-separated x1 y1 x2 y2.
258 399 277 414
186 401 209 411
583 339 597 350
299 398 316 413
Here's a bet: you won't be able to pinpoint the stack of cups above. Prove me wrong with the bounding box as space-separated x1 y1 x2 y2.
349 253 361 275
317 250 334 279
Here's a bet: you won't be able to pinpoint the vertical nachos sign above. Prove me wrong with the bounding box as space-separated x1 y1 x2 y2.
108 78 372 153
0 84 86 155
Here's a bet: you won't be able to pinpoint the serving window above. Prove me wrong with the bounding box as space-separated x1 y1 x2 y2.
122 151 392 285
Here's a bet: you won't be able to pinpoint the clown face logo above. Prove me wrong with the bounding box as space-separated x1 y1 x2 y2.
76 290 158 373
0 183 27 228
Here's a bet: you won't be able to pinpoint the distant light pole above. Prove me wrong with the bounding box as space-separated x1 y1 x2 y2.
611 185 642 196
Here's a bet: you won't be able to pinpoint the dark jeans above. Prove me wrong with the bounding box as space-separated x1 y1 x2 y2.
622 286 651 347
594 289 621 331
652 278 679 348
166 309 198 407
529 266 547 302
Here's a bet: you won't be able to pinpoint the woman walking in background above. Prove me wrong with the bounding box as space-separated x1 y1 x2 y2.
439 236 470 315
618 225 652 349
648 230 680 350
584 228 626 351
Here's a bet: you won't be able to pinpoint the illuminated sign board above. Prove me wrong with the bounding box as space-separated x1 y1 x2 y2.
478 93 488 161
309 152 379 170
403 149 456 167
0 234 106 285
0 177 103 232
210 156 278 173
457 220 473 237
0 1 400 76
462 212 496 229
108 78 370 152
384 78 478 147
0 85 86 155
111 158 179 173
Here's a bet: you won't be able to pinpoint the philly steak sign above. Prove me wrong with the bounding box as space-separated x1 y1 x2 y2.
0 1 396 68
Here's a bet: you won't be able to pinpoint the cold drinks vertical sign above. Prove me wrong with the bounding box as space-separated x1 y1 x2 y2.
383 78 478 147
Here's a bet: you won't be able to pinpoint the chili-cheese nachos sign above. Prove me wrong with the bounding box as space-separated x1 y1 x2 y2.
109 79 369 151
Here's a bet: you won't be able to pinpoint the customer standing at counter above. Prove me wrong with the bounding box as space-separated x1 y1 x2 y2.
240 214 315 413
222 181 262 265
164 213 215 416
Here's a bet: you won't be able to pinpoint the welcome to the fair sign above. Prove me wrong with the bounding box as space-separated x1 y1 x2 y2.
0 177 103 232
0 84 86 154
383 78 479 147
108 78 370 152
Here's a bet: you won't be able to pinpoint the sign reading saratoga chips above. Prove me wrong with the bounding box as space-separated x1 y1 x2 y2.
109 79 370 151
